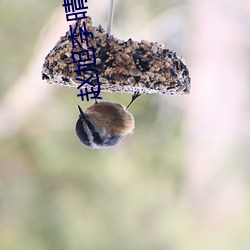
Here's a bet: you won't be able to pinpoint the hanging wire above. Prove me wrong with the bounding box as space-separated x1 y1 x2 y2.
107 0 115 35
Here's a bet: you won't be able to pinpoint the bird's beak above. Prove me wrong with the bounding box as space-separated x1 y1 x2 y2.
77 105 86 119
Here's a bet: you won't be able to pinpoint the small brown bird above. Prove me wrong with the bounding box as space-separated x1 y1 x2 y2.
75 93 140 149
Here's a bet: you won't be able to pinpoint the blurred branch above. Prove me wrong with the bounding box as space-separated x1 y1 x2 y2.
0 8 69 139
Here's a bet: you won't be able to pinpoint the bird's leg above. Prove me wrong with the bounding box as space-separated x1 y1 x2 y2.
126 91 141 110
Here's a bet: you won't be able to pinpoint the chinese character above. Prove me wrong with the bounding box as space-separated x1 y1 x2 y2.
77 87 102 101
69 22 93 48
62 0 88 21
62 0 102 101
72 48 96 65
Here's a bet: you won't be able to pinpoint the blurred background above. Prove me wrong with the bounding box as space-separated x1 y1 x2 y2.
1 0 250 249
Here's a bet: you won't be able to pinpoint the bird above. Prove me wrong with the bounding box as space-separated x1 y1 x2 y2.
75 92 140 149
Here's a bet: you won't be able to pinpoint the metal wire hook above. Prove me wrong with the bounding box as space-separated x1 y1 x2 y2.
107 0 115 35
